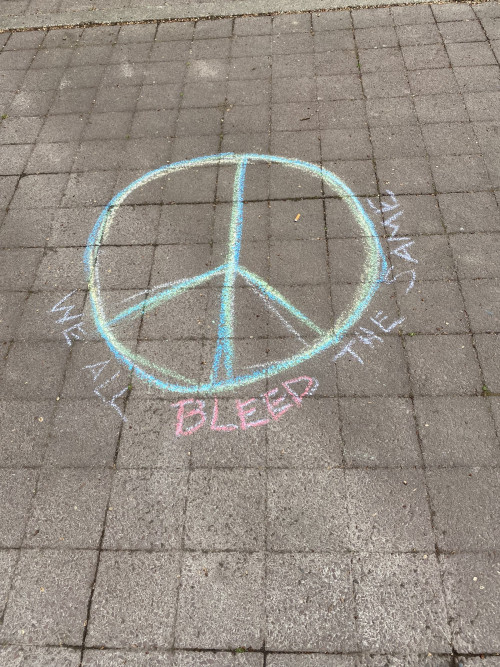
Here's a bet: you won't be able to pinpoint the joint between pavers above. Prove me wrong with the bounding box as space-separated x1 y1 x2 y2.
0 0 471 33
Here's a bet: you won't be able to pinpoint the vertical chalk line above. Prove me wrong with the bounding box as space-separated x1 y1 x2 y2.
211 155 248 383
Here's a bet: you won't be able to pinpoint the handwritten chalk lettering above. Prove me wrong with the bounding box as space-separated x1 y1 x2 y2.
388 237 418 264
370 311 406 333
171 376 318 437
384 269 416 294
367 190 400 216
333 311 406 366
355 326 383 347
49 291 86 346
83 361 128 421
334 339 364 364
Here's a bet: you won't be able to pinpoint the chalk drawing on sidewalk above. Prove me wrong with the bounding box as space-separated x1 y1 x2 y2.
84 153 388 395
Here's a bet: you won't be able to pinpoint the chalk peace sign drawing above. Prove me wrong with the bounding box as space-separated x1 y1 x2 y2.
84 153 387 394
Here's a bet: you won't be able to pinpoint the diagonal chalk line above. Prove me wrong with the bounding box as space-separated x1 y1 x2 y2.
238 266 326 337
106 265 225 326
247 282 308 345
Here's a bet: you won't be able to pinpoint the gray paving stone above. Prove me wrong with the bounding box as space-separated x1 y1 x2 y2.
227 79 270 107
24 467 111 549
185 469 264 551
10 173 68 209
450 233 500 279
402 43 450 69
267 469 349 552
39 112 86 142
267 396 343 468
33 247 87 291
415 396 500 466
347 468 433 551
0 469 35 547
391 4 435 25
276 32 314 54
442 552 500 654
317 74 362 101
156 22 194 42
0 116 44 146
176 551 264 650
103 468 188 550
269 240 328 285
361 70 410 99
340 396 421 467
44 399 122 467
397 22 442 46
461 278 500 332
4 30 45 49
0 176 19 209
447 41 497 67
422 122 480 157
0 646 81 666
51 87 98 115
359 47 404 73
439 19 486 43
42 28 81 49
235 15 272 36
438 191 500 233
87 551 180 649
353 7 392 29
427 468 500 550
0 548 96 645
3 341 68 399
455 658 500 667
474 121 500 156
174 653 263 667
336 335 410 397
273 13 311 33
414 94 468 124
371 125 425 159
266 552 356 652
273 101 319 131
465 91 500 122
267 656 355 667
195 17 233 39
0 400 53 467
229 56 270 80
26 141 77 174
383 193 444 235
406 334 482 396
314 29 354 52
391 235 454 281
315 50 358 76
354 553 450 652
0 143 32 175
0 549 17 618
232 34 272 58
376 157 434 195
355 26 398 49
396 280 468 335
475 332 500 394
480 17 500 40
0 290 26 341
82 650 174 667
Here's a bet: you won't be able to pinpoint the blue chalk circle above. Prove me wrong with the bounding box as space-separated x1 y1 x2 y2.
85 153 388 394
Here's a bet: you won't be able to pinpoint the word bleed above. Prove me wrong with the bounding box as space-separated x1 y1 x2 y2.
171 376 318 437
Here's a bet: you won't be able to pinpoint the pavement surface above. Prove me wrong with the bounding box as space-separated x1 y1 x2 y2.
0 1 500 665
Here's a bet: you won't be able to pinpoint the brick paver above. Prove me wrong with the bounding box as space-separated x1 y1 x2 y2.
0 2 500 665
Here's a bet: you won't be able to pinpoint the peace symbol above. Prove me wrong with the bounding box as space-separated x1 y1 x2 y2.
84 153 387 394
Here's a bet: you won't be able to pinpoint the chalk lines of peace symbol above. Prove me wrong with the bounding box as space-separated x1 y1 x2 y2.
84 153 388 395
